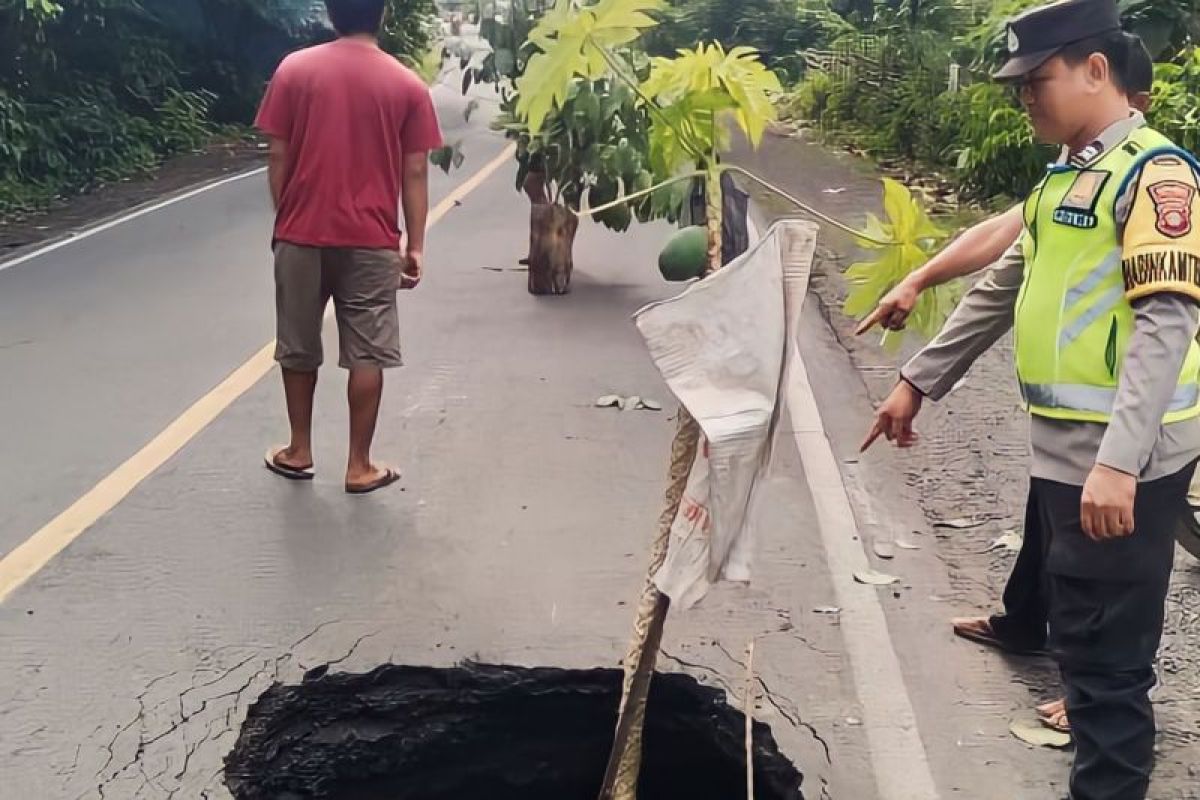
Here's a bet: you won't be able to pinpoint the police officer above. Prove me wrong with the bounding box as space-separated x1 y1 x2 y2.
862 31 1160 739
862 1 1200 797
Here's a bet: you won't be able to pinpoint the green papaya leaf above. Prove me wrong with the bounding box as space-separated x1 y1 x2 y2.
881 178 918 241
844 179 955 345
517 0 665 133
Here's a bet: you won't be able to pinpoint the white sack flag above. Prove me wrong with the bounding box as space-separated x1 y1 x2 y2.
633 220 818 608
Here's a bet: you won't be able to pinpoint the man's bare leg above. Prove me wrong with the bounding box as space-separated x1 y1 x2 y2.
346 366 390 488
278 367 318 468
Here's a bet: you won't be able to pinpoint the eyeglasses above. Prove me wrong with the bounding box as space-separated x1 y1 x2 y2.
1010 73 1057 101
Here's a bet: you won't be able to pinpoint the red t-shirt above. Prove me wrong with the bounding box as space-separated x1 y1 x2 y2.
255 38 444 249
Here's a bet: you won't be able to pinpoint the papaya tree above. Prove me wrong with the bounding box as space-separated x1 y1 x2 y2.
495 77 663 293
512 0 782 294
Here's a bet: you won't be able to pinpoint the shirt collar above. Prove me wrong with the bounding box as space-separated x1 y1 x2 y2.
1066 112 1146 168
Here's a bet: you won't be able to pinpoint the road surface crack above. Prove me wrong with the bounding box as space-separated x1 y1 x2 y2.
91 622 363 794
757 676 832 765
659 648 736 694
663 646 832 766
303 629 381 678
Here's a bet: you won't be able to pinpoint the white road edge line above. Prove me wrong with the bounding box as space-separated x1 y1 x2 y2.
786 335 941 800
0 167 268 274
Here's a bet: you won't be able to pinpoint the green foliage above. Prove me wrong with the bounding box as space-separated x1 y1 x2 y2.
512 0 782 167
642 43 782 150
944 0 1032 66
0 0 442 216
497 78 663 230
380 0 441 66
0 83 220 213
1148 48 1200 153
1120 0 1198 58
0 1 304 214
16 0 61 19
844 178 958 347
516 0 664 134
646 0 852 80
942 83 1051 200
780 0 1196 203
783 30 970 163
765 0 1198 341
403 41 451 86
781 69 826 115
156 89 221 154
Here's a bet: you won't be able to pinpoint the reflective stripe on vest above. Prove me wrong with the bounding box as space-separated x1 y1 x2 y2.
1058 285 1123 350
1021 382 1200 416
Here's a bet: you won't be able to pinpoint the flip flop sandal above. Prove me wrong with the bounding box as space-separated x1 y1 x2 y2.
264 447 314 481
1036 700 1066 719
1040 714 1071 735
345 467 402 495
952 620 1048 657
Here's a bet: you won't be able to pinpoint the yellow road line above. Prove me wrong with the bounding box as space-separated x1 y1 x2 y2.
0 142 517 605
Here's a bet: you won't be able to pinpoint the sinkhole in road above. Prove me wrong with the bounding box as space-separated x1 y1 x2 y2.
223 663 805 800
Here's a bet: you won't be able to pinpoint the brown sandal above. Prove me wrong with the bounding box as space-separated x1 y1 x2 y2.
345 467 402 495
1040 711 1071 734
264 447 314 481
1037 699 1070 733
951 617 1048 657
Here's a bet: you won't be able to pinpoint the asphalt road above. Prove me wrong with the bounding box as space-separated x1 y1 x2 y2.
2 83 1195 800
0 86 873 799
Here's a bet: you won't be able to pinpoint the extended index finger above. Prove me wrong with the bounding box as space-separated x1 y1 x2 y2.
855 307 886 336
860 420 885 452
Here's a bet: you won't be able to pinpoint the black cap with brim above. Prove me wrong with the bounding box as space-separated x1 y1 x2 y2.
994 46 1065 81
992 0 1122 81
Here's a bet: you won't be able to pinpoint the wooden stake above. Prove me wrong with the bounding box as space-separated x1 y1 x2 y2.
745 639 756 800
599 171 723 800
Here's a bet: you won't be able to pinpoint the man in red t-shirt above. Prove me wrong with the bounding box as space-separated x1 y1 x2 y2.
255 0 443 494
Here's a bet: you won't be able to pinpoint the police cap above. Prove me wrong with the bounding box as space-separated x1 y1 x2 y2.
993 0 1122 81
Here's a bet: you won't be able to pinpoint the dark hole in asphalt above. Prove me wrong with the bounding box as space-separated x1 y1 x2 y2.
224 663 805 799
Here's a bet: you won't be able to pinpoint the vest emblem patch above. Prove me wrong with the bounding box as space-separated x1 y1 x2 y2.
1147 180 1196 239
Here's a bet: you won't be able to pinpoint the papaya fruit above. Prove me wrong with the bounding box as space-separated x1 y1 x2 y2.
658 225 707 282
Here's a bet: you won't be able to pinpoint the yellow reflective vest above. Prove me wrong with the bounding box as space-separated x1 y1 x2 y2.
1015 125 1200 424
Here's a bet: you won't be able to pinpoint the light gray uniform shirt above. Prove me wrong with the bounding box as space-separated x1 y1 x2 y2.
901 114 1200 486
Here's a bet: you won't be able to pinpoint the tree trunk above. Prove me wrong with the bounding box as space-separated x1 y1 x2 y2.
528 203 577 296
523 169 549 205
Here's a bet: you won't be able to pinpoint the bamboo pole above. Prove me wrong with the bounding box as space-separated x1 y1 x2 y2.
598 169 723 800
744 640 756 800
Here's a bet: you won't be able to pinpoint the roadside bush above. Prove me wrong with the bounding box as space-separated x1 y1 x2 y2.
776 0 1196 202
1148 48 1200 154
646 0 852 81
940 83 1050 201
0 0 438 217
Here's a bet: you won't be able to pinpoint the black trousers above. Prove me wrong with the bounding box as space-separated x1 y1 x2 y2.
1026 467 1189 800
987 493 1052 651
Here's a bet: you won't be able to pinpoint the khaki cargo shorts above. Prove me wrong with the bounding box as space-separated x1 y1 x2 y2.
273 242 403 371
